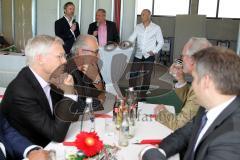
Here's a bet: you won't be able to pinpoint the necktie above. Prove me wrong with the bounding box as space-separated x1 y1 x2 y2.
44 85 53 114
0 148 6 160
190 113 208 160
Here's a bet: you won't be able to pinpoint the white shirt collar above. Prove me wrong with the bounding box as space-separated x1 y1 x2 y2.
194 96 236 150
140 21 153 28
64 15 73 23
206 96 237 122
29 67 49 89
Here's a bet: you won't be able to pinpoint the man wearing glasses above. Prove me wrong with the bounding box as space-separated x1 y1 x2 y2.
65 35 106 108
1 35 85 147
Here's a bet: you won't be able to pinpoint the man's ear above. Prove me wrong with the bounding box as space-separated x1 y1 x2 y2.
35 54 44 65
203 74 212 90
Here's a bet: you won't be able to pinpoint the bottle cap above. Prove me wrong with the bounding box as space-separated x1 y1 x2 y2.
86 97 93 104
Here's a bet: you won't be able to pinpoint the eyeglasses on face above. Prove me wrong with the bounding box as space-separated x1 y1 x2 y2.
82 49 99 55
53 54 67 60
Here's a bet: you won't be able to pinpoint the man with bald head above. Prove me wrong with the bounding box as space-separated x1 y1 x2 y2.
128 9 164 100
62 35 106 108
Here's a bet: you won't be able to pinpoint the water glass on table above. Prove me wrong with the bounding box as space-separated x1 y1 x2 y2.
169 58 183 78
105 118 115 136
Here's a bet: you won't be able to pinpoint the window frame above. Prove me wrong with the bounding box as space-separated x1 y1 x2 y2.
137 0 191 17
198 0 240 20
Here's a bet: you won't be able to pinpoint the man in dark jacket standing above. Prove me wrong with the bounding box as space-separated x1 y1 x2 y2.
88 9 119 46
55 2 80 55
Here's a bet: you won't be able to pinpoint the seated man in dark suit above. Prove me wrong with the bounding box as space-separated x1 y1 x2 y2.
55 2 80 55
141 47 240 160
50 35 106 111
69 35 106 106
0 112 49 160
88 9 119 46
1 35 85 147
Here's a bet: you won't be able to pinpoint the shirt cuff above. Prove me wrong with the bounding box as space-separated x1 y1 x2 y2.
175 81 187 88
23 145 42 158
64 94 78 101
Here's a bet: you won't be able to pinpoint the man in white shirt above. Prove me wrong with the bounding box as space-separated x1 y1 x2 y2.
128 9 164 100
141 47 240 160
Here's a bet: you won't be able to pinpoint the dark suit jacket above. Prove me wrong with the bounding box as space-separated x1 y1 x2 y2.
55 17 80 54
1 67 84 147
88 20 119 44
0 113 32 160
63 59 105 110
157 96 240 160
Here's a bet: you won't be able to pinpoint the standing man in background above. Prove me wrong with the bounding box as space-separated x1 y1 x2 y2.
55 2 80 55
128 9 164 100
88 9 119 46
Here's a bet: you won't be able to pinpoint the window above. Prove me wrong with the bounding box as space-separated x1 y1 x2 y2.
198 0 218 17
154 0 190 16
137 0 153 15
198 0 240 18
136 0 190 16
218 0 240 18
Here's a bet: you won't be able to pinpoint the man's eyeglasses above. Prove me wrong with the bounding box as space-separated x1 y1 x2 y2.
82 49 99 55
54 54 67 60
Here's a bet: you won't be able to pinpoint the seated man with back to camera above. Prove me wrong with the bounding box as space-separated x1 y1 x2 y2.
155 37 212 130
141 46 240 160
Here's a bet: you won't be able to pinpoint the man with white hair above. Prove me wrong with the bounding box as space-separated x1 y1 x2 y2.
53 35 106 109
1 35 84 147
155 37 212 130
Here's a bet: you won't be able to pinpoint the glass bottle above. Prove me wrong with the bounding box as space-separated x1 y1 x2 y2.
118 111 129 147
81 97 95 132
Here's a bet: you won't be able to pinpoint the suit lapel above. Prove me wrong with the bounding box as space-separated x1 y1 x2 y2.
23 67 53 117
196 97 240 150
183 107 206 160
106 21 110 42
62 17 70 30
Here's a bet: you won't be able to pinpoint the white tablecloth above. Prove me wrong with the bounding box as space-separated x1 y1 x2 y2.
45 102 179 160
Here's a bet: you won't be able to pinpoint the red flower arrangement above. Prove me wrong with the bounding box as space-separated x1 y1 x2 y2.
74 131 104 157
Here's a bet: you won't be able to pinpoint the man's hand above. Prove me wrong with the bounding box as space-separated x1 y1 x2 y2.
147 51 155 56
154 104 166 115
71 23 76 32
169 63 185 83
28 149 49 160
93 31 98 37
79 63 101 82
50 73 75 94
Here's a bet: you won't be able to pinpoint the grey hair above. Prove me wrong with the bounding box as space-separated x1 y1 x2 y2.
193 46 240 95
185 37 212 56
25 35 64 65
71 35 98 55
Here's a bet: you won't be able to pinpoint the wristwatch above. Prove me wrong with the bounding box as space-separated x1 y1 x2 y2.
92 79 102 85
